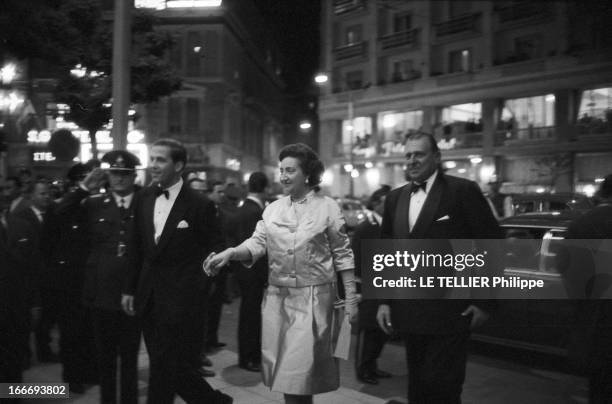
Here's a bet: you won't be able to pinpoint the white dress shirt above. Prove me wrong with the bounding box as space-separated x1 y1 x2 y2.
153 178 183 244
409 170 438 231
31 205 44 223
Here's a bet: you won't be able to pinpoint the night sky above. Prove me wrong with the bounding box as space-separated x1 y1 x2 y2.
252 0 321 94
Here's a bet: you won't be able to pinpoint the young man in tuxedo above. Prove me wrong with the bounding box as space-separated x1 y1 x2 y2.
376 132 501 404
122 139 231 404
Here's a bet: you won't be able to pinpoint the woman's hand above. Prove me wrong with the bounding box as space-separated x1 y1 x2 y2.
203 248 234 276
344 297 359 323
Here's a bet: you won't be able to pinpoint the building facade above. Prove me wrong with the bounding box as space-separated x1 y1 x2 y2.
318 0 612 198
137 0 286 184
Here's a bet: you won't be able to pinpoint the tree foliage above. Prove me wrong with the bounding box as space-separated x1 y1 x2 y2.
1 0 181 154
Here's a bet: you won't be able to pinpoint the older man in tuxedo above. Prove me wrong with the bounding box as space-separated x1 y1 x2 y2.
122 138 231 404
376 132 501 404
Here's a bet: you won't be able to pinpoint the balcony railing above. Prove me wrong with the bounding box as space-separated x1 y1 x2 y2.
333 133 484 159
495 126 555 145
435 13 481 38
497 2 551 24
379 29 420 50
333 41 367 61
333 0 366 16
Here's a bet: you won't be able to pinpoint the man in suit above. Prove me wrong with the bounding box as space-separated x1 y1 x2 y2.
235 172 268 372
564 174 612 403
122 138 231 404
353 186 392 385
376 132 501 404
58 151 142 401
8 180 51 367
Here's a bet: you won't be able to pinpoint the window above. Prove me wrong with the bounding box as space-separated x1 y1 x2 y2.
346 70 363 90
203 31 218 76
393 13 412 33
345 25 362 45
449 49 471 73
449 1 471 18
392 59 414 82
185 99 200 132
501 95 555 130
514 34 542 61
186 31 202 76
168 98 182 134
170 34 183 70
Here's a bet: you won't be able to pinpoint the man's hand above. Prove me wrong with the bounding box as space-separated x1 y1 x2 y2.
376 304 393 335
121 294 135 316
81 167 107 192
461 305 489 330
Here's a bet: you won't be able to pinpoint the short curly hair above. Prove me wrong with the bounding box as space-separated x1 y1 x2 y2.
279 143 324 187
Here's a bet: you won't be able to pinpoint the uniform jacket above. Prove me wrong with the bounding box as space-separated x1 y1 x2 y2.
57 188 139 310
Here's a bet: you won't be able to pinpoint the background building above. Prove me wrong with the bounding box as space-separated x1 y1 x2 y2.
317 0 612 198
136 0 286 184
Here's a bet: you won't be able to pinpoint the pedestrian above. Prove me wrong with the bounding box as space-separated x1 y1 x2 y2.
353 185 392 385
121 138 231 404
376 132 501 403
204 143 359 404
564 174 612 403
57 151 142 402
235 172 269 372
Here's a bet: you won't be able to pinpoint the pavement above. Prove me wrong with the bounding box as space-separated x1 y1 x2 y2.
23 298 589 404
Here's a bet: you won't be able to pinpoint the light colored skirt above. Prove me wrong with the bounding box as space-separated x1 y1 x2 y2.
261 283 339 395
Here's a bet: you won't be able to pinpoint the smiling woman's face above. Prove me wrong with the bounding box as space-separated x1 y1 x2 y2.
279 156 308 198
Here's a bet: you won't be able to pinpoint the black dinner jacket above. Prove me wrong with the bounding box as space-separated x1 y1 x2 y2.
380 172 502 334
125 183 223 322
236 198 267 282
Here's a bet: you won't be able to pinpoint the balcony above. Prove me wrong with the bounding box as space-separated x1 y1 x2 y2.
333 0 366 16
379 29 420 50
495 126 555 146
496 2 551 24
333 41 367 61
434 13 481 38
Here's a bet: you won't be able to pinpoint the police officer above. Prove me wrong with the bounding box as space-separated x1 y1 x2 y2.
57 150 141 403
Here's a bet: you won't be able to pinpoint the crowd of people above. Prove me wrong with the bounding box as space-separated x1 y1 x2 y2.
1 134 611 404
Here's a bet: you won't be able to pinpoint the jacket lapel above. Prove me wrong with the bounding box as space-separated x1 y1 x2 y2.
154 184 188 255
410 174 444 237
393 185 412 238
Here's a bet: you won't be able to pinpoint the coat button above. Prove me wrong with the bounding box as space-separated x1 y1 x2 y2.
287 249 293 254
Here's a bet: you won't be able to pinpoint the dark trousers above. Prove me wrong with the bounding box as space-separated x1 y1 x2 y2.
142 301 223 404
236 267 265 365
92 308 140 404
355 326 388 374
205 268 228 347
34 288 61 359
403 332 469 404
57 292 97 384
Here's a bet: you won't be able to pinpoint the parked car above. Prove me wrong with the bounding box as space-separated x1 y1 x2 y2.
473 210 588 357
505 192 592 216
336 198 367 229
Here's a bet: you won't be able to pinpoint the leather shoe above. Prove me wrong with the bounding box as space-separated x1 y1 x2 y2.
239 361 261 372
357 371 379 385
69 383 85 394
200 354 213 367
208 341 226 349
197 367 216 378
373 368 392 378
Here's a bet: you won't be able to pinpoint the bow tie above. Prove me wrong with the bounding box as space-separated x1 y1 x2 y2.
410 181 427 194
154 186 169 199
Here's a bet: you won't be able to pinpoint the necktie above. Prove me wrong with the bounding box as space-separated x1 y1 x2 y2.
410 181 427 194
155 186 169 199
119 198 127 216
